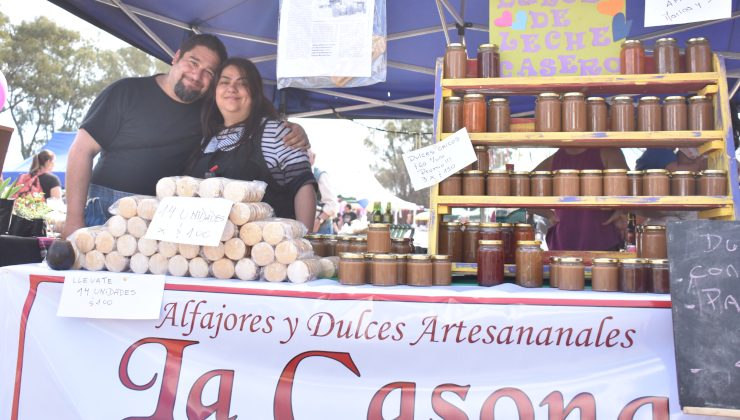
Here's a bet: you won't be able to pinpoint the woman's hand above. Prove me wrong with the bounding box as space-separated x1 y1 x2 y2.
284 122 310 150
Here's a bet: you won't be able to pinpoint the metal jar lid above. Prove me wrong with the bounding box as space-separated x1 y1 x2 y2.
701 169 727 175
538 92 560 99
580 169 603 175
488 97 508 104
463 93 485 100
368 223 391 229
671 170 696 176
554 169 580 175
560 257 584 264
465 222 481 228
478 239 503 245
563 92 585 98
622 39 642 46
639 96 661 102
593 258 619 264
644 225 667 231
587 96 606 102
621 258 649 264
448 42 464 48
444 96 462 102
687 37 708 44
613 96 634 103
463 170 485 176
441 221 463 227
627 170 644 175
664 96 686 102
517 240 541 246
689 95 708 101
373 254 397 260
645 169 669 175
655 37 677 45
432 254 450 260
531 170 553 176
339 252 365 260
515 223 533 228
649 259 669 265
478 43 499 51
351 236 367 242
500 222 513 228
408 254 432 261
487 169 509 175
603 169 628 174
510 170 530 176
480 222 502 228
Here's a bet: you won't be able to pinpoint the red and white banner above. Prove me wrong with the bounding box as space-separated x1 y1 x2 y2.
0 264 729 419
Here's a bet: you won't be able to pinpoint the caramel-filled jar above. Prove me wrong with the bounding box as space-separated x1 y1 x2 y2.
438 222 463 262
514 223 535 243
610 96 635 132
462 222 481 264
463 170 485 196
306 234 327 257
562 92 587 132
663 96 687 131
649 259 670 294
530 171 553 196
487 98 510 132
535 93 561 132
510 171 531 196
463 94 486 133
477 43 500 78
654 37 680 74
686 37 712 73
395 254 407 285
591 258 619 292
619 258 649 293
501 223 515 265
671 171 696 196
349 236 367 253
444 43 467 79
474 145 490 171
339 252 366 286
553 169 580 196
638 96 662 131
604 169 629 196
372 254 397 286
620 39 645 74
325 235 338 257
641 225 667 259
688 95 714 130
643 169 670 196
364 253 376 284
367 223 391 254
442 96 463 133
406 254 433 286
558 257 585 291
587 97 608 132
439 173 462 195
548 256 561 288
487 170 510 196
392 238 413 255
336 236 352 255
580 169 603 196
478 240 504 287
479 222 503 241
699 170 728 196
627 170 644 196
515 240 543 288
432 254 452 286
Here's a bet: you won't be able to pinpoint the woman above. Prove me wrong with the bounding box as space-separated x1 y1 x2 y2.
186 57 316 229
16 149 62 200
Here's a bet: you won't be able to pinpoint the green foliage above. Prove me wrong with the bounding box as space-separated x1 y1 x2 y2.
0 178 21 199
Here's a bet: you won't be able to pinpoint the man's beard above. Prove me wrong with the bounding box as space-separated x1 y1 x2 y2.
174 79 202 103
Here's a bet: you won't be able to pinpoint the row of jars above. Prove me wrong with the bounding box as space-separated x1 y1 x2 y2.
308 232 415 257
621 37 712 75
439 168 728 197
444 42 500 79
439 221 534 264
338 253 451 287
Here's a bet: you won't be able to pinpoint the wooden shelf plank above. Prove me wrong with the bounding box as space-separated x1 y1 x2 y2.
435 196 733 210
439 131 724 148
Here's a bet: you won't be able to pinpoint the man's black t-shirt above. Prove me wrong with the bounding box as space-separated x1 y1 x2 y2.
38 172 61 199
80 76 203 195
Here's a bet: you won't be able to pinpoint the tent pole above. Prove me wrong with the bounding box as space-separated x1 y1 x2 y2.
434 0 451 45
110 0 174 57
730 79 740 100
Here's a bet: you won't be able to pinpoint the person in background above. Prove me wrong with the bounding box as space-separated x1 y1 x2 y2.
341 203 357 226
308 149 338 233
15 149 62 200
635 148 707 172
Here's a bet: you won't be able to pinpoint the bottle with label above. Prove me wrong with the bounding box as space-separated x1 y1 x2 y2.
371 202 383 223
625 213 636 252
383 202 393 224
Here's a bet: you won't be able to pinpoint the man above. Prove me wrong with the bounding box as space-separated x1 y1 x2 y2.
308 149 338 233
62 34 308 238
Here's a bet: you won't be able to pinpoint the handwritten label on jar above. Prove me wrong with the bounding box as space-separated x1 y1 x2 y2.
403 128 476 190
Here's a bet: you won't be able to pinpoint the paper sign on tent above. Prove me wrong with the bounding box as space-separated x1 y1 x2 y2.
644 0 731 27
403 128 477 191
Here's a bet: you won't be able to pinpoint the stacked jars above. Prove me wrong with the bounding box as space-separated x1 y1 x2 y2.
619 37 713 74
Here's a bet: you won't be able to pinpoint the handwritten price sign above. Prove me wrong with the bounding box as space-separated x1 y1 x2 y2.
402 128 477 191
144 197 232 246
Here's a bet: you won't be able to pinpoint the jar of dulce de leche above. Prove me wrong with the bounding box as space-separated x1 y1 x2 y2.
686 37 712 73
641 225 667 259
619 258 649 293
688 95 714 130
562 92 587 132
392 237 414 255
501 223 516 265
553 169 580 196
372 254 397 286
654 37 680 74
395 254 407 285
477 43 500 78
643 169 670 196
463 170 485 196
463 94 486 133
535 93 561 132
438 222 463 262
486 170 510 196
591 258 619 292
349 236 367 253
444 43 467 79
462 222 481 264
699 170 728 196
336 236 352 255
663 96 687 131
510 171 531 196
339 252 366 285
580 169 603 196
638 96 662 131
515 240 543 288
549 256 561 288
670 171 696 196
603 169 629 196
306 233 327 257
439 173 462 195
406 254 433 286
487 98 510 132
514 223 535 243
610 96 635 132
627 170 644 195
558 257 585 291
479 222 503 242
474 145 489 171
432 254 452 286
366 223 391 254
442 96 463 133
620 40 645 74
649 259 670 294
477 240 504 287
530 171 553 196
586 97 608 132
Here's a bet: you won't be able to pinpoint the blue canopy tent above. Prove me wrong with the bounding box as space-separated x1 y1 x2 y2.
1 131 74 187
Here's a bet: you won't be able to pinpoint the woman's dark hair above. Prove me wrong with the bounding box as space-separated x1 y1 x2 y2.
29 149 54 176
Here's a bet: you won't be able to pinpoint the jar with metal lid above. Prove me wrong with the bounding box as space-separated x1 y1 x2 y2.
530 171 553 196
663 96 687 131
641 225 667 259
686 37 712 73
535 93 561 132
336 236 352 255
463 222 481 263
604 169 629 196
364 253 376 284
444 43 467 79
643 169 670 196
438 221 463 262
558 257 585 291
549 256 561 288
699 170 728 196
463 94 486 133
474 145 490 171
649 259 670 294
501 223 515 265
671 171 696 196
591 258 619 292
620 39 645 74
619 258 649 293
325 235 338 257
553 169 580 196
688 95 714 130
443 96 463 133
654 37 680 74
479 222 503 241
339 253 366 286
306 233 327 257
486 170 510 196
395 254 408 285
487 98 510 132
580 169 603 196
638 96 662 131
587 97 608 132
372 254 397 286
432 254 452 286
406 254 433 286
627 170 643 195
477 43 500 78
439 173 462 195
610 96 635 132
462 170 485 196
349 236 367 253
562 92 587 132
510 171 531 196
514 223 535 243
367 223 391 254
477 240 504 287
392 238 414 255
515 240 543 288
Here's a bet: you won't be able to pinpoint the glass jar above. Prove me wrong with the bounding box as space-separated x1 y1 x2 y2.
442 96 463 133
663 96 687 131
643 169 670 196
549 256 561 288
463 94 487 133
649 259 670 294
349 236 367 253
686 37 712 73
462 170 486 196
610 96 635 132
620 39 645 74
339 252 366 286
367 223 391 254
553 169 580 196
637 96 662 131
670 171 696 196
395 254 407 285
477 240 504 287
336 236 352 255
444 42 467 79
562 92 587 132
619 258 649 293
535 93 561 132
641 225 667 259
477 43 500 78
698 170 728 196
510 171 531 196
439 173 462 196
654 37 680 74
391 238 409 254
432 254 452 286
372 254 397 286
591 258 619 292
558 257 585 291
688 95 714 130
487 98 510 132
530 171 553 196
406 254 433 286
627 170 644 196
580 169 603 196
486 170 510 196
325 235 338 257
514 223 535 243
438 222 463 262
474 145 490 171
515 240 543 288
586 97 608 132
306 233 327 257
603 169 629 196
479 222 503 242
501 223 515 265
364 253 376 284
462 222 481 264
